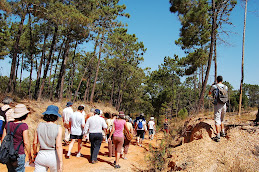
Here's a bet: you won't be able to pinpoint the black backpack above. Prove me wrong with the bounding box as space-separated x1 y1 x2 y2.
215 85 228 104
0 107 11 132
0 122 23 167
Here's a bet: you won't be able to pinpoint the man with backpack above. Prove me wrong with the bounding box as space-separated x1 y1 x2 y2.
209 76 228 142
134 113 146 147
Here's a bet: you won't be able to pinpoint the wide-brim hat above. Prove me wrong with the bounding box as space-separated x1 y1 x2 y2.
42 105 61 117
13 104 30 119
66 101 73 107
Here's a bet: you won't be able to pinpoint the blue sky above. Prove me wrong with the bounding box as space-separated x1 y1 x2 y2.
119 0 259 89
0 0 258 90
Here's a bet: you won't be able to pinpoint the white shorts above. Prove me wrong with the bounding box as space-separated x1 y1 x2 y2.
214 103 226 125
34 150 59 172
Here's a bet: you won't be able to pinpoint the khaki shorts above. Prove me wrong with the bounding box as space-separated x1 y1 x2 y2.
214 103 226 125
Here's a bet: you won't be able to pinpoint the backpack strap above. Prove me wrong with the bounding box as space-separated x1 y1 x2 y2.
6 122 11 134
13 123 23 135
12 123 24 152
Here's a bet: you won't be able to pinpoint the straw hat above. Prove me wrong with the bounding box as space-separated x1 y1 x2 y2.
13 104 30 119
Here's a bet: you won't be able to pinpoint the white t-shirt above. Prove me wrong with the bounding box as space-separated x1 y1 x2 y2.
84 115 107 134
62 107 73 124
82 110 86 118
69 111 85 135
148 120 155 130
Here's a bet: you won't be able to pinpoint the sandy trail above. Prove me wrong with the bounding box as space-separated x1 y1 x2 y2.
0 134 162 172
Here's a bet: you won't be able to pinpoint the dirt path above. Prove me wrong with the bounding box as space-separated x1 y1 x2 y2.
0 134 162 172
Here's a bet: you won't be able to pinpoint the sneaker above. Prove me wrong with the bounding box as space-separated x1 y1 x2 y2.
213 136 220 142
220 132 226 137
92 160 98 164
66 152 71 159
114 164 121 169
76 153 82 157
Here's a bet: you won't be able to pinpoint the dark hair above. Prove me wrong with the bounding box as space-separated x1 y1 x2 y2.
15 113 28 121
104 112 110 118
43 114 58 122
78 106 84 111
118 115 125 119
217 76 223 83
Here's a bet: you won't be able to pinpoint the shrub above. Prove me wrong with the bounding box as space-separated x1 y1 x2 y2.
178 108 188 119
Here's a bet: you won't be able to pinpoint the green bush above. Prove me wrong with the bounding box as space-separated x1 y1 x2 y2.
178 108 188 119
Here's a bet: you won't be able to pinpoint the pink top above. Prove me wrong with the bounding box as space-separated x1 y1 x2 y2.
113 119 126 138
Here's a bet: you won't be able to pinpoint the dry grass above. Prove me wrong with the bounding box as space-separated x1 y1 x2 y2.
0 98 117 143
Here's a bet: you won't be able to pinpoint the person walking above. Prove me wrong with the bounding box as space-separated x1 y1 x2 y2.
105 113 114 157
33 105 63 172
66 106 85 158
1 104 32 172
209 75 228 142
83 109 107 164
122 115 133 160
134 113 146 147
108 111 129 168
62 102 73 145
148 117 156 140
0 97 14 142
163 119 169 134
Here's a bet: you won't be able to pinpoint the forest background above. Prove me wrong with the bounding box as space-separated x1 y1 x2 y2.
0 0 258 124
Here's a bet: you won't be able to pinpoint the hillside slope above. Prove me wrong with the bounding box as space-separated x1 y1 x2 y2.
168 111 259 172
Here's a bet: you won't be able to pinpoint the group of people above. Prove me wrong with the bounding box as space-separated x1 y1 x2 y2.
0 75 228 171
0 97 156 171
62 102 157 169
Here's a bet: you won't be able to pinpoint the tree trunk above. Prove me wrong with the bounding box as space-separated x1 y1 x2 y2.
49 40 64 100
28 54 33 99
38 26 58 101
28 12 35 99
56 37 71 101
68 42 78 101
238 0 247 116
110 79 115 105
34 32 48 99
83 74 91 102
48 45 56 94
15 55 20 86
73 38 98 102
214 38 217 83
7 15 25 93
198 0 217 112
90 36 104 103
19 55 24 92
